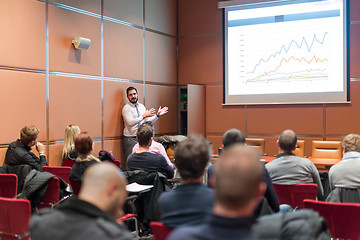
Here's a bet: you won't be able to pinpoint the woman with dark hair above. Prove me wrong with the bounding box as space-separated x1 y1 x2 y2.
69 132 100 182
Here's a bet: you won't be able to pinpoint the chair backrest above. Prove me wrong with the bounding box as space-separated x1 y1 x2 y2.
42 166 71 184
0 197 31 240
70 180 82 196
150 222 172 240
312 141 342 159
303 199 360 239
63 158 76 167
273 183 318 209
38 177 60 209
0 174 18 198
246 138 265 155
294 140 305 157
113 160 121 168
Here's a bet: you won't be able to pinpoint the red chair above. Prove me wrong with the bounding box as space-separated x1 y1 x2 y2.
38 177 60 209
70 180 82 196
150 221 172 240
113 160 121 168
0 174 17 198
63 158 76 167
43 166 71 184
0 197 31 240
273 183 318 209
304 199 360 239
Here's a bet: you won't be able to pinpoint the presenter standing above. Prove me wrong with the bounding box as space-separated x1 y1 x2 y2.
122 86 168 161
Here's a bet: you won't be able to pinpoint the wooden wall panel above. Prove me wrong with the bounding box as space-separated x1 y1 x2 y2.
188 85 206 136
206 85 245 133
178 0 222 36
53 0 100 14
350 0 360 21
247 105 323 135
326 81 360 135
49 5 101 75
0 148 8 166
145 0 177 35
0 0 45 69
48 144 64 166
49 76 101 140
145 32 177 84
103 0 143 26
103 21 143 80
103 81 144 138
0 71 46 143
93 141 102 157
350 25 360 78
103 139 123 165
179 36 222 85
144 85 177 135
206 136 223 155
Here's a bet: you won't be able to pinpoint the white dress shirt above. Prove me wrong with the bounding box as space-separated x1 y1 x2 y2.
122 102 158 137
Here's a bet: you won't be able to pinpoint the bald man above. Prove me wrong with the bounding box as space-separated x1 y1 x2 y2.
169 145 266 240
266 129 324 200
30 163 133 240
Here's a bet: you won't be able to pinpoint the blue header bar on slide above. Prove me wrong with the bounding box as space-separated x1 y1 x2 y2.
228 9 340 27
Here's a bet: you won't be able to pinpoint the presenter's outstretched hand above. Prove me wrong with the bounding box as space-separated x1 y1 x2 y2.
157 106 168 116
143 108 156 118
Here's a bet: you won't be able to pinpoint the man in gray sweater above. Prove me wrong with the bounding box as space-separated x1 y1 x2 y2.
329 134 360 190
265 129 324 200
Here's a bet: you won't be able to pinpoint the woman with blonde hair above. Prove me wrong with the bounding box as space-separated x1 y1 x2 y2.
62 125 80 161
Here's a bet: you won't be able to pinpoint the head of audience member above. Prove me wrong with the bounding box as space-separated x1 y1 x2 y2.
277 129 297 154
75 132 93 157
342 134 360 154
126 86 138 104
174 136 211 184
137 122 154 148
20 125 40 147
62 124 81 159
214 145 265 218
78 162 128 219
222 128 246 149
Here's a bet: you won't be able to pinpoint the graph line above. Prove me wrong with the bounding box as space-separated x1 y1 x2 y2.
247 55 328 82
247 32 328 74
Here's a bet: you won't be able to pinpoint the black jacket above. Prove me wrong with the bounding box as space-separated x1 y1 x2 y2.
30 197 133 240
4 139 47 171
124 170 172 226
251 210 331 239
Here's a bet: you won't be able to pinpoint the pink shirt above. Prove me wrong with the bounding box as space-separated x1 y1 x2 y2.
132 140 175 169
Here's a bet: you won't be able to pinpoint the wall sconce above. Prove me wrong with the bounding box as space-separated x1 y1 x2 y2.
72 37 91 50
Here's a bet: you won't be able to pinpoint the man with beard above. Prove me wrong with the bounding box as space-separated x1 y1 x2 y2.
122 86 168 161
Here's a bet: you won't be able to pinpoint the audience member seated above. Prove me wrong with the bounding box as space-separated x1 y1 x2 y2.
329 134 360 190
132 133 175 170
4 125 48 171
168 145 266 240
127 122 174 179
208 128 279 213
69 132 100 182
62 124 80 162
158 136 214 228
266 129 324 200
30 162 133 240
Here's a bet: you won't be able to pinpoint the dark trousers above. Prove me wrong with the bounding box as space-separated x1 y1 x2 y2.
123 136 138 169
